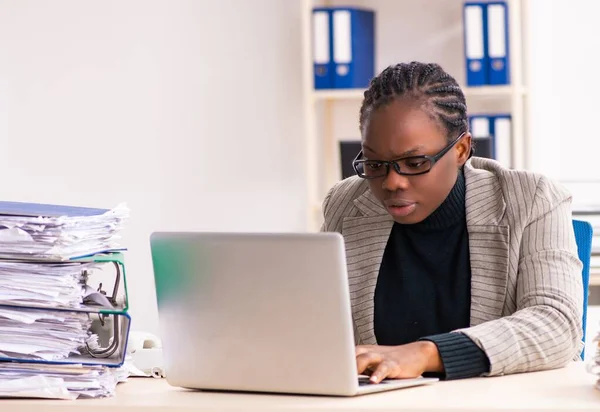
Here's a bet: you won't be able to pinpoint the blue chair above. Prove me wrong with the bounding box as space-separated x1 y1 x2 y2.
573 219 593 359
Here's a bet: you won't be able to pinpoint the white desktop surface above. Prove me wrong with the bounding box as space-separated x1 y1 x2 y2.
2 362 600 411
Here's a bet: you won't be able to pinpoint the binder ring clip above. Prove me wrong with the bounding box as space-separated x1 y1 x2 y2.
85 315 121 359
84 262 123 358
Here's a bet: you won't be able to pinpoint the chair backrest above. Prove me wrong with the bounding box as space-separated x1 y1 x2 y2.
572 219 593 359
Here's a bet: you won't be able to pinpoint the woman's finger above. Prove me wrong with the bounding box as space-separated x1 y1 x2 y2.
369 359 396 383
356 352 383 375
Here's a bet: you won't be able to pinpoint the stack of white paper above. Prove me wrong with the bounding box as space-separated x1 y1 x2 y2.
0 261 90 308
0 203 129 261
0 202 130 399
0 363 119 399
0 259 121 310
0 307 93 362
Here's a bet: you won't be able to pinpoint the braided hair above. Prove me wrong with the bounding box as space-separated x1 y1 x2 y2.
359 62 469 143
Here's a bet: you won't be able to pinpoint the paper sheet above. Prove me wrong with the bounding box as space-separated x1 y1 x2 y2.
0 203 129 261
0 363 119 399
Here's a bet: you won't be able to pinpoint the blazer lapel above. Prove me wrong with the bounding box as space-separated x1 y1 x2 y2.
342 190 392 345
464 161 510 326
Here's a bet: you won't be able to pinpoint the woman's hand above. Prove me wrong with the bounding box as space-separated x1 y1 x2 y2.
356 341 444 383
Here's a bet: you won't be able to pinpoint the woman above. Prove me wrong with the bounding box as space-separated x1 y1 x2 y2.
320 62 583 383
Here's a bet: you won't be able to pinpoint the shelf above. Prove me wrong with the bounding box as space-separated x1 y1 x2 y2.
312 89 365 101
301 0 531 230
311 85 526 102
591 270 600 287
462 85 527 97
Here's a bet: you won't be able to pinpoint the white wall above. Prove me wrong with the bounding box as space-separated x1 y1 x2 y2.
525 0 600 359
3 0 600 338
0 0 306 334
526 0 600 206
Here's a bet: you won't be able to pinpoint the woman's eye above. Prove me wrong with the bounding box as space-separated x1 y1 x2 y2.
406 161 425 168
403 159 430 171
366 162 383 170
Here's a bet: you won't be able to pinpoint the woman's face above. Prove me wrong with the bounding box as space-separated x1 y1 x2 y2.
361 98 471 224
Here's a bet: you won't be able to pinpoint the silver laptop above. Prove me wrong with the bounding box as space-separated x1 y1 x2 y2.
149 232 438 396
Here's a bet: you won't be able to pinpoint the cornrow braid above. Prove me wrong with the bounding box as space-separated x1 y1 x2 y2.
359 62 469 142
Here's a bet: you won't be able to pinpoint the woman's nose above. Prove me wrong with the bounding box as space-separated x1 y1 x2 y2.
382 166 410 192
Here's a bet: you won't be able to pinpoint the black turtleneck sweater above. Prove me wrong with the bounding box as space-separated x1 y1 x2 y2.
374 172 490 380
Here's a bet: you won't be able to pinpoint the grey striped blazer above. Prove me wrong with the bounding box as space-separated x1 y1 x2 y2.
321 156 584 376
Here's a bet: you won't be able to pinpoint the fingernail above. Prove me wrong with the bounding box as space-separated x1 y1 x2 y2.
370 375 378 383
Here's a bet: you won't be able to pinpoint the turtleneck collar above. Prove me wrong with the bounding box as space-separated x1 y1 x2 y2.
409 170 466 230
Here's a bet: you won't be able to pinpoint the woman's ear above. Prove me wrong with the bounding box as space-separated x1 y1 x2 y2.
457 132 472 165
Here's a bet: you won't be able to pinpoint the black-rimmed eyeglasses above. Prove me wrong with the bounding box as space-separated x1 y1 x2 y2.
352 132 466 179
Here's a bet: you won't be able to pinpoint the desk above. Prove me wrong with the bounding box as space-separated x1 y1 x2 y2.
2 362 600 411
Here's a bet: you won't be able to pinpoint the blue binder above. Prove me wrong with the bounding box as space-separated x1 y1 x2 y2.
330 7 375 89
490 114 512 166
312 8 334 89
0 201 109 217
463 2 488 86
487 1 510 85
0 304 131 368
0 201 127 261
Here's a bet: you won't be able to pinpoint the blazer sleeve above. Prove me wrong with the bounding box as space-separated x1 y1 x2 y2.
460 176 584 376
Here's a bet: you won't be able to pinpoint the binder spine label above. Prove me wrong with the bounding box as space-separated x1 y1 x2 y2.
312 10 331 89
333 10 352 78
493 116 512 167
465 6 485 62
487 2 510 84
313 11 330 65
471 116 490 138
488 4 507 59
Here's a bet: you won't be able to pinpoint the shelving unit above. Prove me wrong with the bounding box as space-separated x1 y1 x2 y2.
313 85 526 102
590 271 600 287
301 0 531 231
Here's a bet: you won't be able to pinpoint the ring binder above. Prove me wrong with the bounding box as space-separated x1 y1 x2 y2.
86 313 121 359
0 252 129 313
0 201 131 399
0 304 131 367
311 6 375 90
77 252 129 312
487 1 510 85
463 2 489 86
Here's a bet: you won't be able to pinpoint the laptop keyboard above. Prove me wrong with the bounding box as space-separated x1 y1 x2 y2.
358 376 391 386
